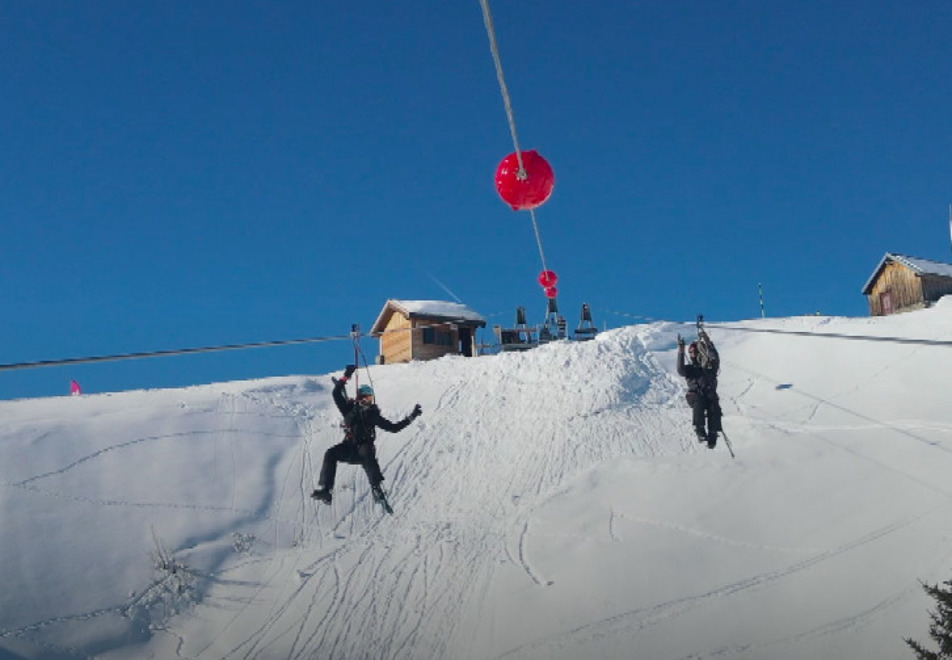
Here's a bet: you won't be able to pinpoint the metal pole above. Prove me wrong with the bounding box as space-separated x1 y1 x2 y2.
720 429 736 459
351 324 360 390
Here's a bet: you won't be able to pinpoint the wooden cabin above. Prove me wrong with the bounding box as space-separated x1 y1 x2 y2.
862 253 952 315
370 299 486 364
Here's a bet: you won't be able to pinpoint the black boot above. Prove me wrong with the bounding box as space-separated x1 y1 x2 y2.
707 431 718 449
311 487 332 504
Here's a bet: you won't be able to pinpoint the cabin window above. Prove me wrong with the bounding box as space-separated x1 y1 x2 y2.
423 327 453 346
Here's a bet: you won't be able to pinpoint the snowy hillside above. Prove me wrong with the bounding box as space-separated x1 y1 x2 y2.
2 303 952 660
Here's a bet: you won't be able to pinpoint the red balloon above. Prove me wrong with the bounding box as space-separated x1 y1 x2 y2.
537 270 558 288
544 286 558 299
494 150 555 211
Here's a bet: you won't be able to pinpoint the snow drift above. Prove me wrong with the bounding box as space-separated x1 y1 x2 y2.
2 302 952 659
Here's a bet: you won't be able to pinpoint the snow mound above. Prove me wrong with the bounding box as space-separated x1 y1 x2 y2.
2 310 951 659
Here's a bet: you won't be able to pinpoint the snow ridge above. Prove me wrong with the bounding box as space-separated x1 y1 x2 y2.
2 309 952 659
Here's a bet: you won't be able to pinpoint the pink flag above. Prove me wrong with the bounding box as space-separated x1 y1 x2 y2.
70 380 82 396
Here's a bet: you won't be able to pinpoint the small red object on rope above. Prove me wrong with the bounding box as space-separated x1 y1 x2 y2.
494 150 555 210
539 270 558 298
537 270 558 289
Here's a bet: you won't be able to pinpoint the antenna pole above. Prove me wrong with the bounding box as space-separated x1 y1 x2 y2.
758 283 766 318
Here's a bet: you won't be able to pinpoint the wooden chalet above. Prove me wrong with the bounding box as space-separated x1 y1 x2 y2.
862 253 952 315
370 300 486 364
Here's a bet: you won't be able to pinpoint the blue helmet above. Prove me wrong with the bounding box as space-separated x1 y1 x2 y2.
357 384 374 399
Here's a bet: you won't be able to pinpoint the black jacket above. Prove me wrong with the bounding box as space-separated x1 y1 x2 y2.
333 378 412 445
677 349 718 396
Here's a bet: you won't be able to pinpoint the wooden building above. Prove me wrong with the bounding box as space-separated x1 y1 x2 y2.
370 300 486 364
861 253 952 315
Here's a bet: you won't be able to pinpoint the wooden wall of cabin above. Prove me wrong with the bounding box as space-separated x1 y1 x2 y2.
378 315 484 363
379 314 412 363
866 261 924 315
410 322 459 362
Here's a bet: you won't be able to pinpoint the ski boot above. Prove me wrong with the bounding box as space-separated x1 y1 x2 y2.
371 484 393 515
311 487 332 504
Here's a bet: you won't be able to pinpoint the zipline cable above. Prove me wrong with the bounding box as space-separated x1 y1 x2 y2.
10 304 948 377
528 208 549 274
354 337 376 394
715 324 952 348
0 334 352 372
603 309 952 349
478 0 550 275
0 317 485 373
479 0 525 174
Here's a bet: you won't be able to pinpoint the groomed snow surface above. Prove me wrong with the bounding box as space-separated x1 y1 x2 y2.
2 302 952 659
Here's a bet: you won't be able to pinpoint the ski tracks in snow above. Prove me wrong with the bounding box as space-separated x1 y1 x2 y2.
190 339 690 659
492 510 936 660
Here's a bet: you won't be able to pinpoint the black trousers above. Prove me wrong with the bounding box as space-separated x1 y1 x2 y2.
688 391 722 436
319 440 383 490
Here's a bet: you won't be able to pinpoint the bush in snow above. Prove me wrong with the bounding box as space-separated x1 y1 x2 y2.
123 529 198 632
906 579 952 660
231 531 256 556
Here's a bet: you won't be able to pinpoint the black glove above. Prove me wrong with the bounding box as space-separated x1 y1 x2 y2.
410 404 422 420
677 335 685 350
343 364 356 379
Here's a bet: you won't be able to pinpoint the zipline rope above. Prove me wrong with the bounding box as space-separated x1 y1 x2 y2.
6 306 949 376
604 309 952 348
0 318 484 373
528 208 549 274
478 0 550 276
0 334 352 372
715 324 952 348
478 0 524 173
353 335 376 394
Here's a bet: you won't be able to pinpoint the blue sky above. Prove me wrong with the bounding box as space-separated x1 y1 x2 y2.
2 1 950 399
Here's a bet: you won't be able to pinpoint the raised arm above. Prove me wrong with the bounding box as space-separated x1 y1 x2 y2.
375 404 422 434
332 365 357 414
676 335 688 377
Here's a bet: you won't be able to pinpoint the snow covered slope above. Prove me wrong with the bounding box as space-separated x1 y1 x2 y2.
1 302 951 659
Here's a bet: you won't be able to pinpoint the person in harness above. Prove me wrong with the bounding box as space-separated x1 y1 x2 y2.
677 329 722 448
311 364 422 505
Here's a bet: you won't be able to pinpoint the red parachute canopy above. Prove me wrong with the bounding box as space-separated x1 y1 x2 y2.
494 150 555 211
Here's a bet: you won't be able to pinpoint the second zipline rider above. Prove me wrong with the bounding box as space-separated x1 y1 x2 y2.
676 328 723 449
311 364 422 507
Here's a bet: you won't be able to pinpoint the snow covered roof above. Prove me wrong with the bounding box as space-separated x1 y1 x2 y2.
370 299 486 334
861 253 952 294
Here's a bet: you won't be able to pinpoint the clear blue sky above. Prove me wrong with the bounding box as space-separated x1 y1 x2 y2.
2 1 950 400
